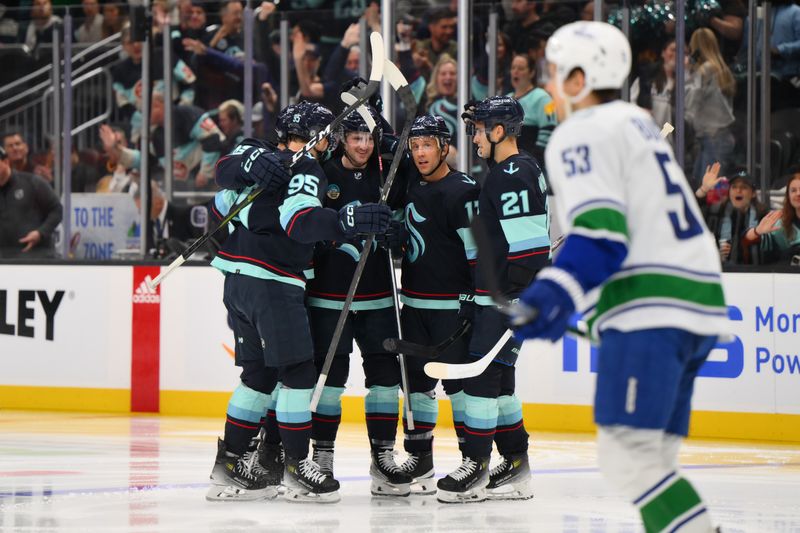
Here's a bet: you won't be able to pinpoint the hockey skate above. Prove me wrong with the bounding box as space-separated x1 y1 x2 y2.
207 438 277 501
398 451 436 495
486 453 533 500
283 456 340 503
436 456 490 504
256 438 284 488
311 444 335 478
369 448 413 497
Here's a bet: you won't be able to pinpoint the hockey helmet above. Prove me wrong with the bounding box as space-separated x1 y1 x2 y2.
468 95 524 137
340 105 382 145
546 21 631 103
408 115 451 149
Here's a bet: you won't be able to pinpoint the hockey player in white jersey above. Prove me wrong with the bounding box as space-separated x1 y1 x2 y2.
512 22 729 533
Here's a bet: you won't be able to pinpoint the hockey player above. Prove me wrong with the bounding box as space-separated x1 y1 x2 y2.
207 101 392 503
305 106 413 496
513 22 729 532
446 95 550 503
392 115 480 495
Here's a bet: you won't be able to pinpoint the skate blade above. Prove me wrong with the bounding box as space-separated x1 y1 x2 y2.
409 475 436 495
205 484 276 501
284 487 341 504
370 480 411 497
486 482 533 501
436 487 487 504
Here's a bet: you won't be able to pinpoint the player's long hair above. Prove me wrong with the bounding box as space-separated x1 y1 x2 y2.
780 175 800 240
689 28 736 100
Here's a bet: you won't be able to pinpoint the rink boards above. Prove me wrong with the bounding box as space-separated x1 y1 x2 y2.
0 264 797 442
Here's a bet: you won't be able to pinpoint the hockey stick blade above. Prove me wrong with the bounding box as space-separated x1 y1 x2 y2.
425 329 513 380
382 319 471 359
149 34 385 290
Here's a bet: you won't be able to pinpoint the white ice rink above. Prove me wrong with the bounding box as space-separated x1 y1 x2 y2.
1 411 799 533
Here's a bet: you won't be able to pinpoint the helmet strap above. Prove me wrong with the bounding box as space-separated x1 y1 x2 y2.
487 125 506 162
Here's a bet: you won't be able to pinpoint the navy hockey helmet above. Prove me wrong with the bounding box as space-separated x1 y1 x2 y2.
467 95 524 137
340 105 382 141
275 102 308 144
408 115 451 148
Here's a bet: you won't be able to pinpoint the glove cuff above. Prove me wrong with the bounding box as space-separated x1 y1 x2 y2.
537 267 585 311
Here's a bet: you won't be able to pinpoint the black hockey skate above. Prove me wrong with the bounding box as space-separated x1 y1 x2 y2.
486 453 533 500
256 439 284 488
284 456 340 503
436 456 490 503
207 438 276 501
370 448 413 497
398 450 435 495
311 443 335 478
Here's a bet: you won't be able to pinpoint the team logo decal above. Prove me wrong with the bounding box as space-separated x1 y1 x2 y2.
327 184 341 200
353 172 362 181
405 203 427 263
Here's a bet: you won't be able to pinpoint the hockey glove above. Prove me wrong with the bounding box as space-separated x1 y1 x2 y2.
461 100 479 133
241 148 291 194
457 293 477 324
338 203 392 239
512 279 575 342
375 219 408 255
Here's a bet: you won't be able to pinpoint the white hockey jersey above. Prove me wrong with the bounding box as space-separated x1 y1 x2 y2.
544 101 730 338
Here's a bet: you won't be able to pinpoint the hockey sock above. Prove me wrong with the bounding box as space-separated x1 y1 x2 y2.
462 394 498 458
634 472 712 533
263 382 281 445
494 394 528 456
311 386 345 443
365 385 400 448
276 386 313 459
403 391 437 453
224 382 270 455
449 391 466 454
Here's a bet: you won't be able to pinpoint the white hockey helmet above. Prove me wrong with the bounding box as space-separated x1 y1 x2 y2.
545 21 631 103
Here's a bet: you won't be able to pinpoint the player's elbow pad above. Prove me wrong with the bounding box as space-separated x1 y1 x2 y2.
553 234 628 293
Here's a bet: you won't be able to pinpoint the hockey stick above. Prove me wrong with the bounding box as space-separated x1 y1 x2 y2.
147 33 386 290
425 329 513 380
310 58 418 421
382 318 472 359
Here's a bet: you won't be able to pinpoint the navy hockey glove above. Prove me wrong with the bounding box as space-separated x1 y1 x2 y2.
338 203 392 238
375 219 408 255
457 293 477 324
241 148 291 193
512 279 575 342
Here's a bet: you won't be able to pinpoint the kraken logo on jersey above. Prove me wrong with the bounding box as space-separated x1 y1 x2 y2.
327 184 341 200
405 203 427 263
462 175 477 186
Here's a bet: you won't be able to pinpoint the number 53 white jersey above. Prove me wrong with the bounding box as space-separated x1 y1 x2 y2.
544 101 730 338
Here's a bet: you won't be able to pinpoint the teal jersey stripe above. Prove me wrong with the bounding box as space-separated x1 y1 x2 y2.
456 227 478 260
475 295 496 307
365 386 399 415
500 214 549 252
211 256 306 289
276 388 312 423
464 394 498 429
316 386 345 416
400 295 460 310
279 193 322 231
307 296 394 311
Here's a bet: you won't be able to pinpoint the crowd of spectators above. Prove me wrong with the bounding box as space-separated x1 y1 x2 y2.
0 0 799 265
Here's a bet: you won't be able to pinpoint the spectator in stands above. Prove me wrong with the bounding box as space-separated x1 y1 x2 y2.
505 0 542 54
415 7 457 80
631 39 676 144
3 131 41 178
708 0 746 65
101 2 126 38
204 0 244 57
685 28 736 184
0 146 63 259
292 25 340 110
425 55 458 133
97 124 135 193
320 23 364 99
744 173 800 265
0 3 20 44
471 31 513 101
24 0 61 50
507 53 557 165
217 99 245 155
75 0 103 43
740 0 800 111
133 180 208 252
579 0 608 22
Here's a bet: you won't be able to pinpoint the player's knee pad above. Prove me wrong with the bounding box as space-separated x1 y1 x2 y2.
239 360 277 394
464 394 498 428
363 353 400 388
597 425 673 500
280 360 317 389
365 384 399 415
227 381 270 424
497 394 523 425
